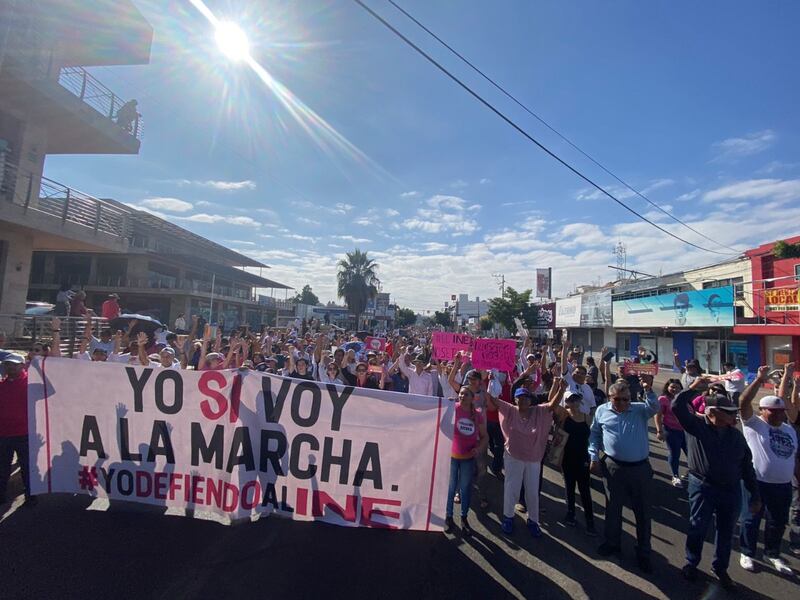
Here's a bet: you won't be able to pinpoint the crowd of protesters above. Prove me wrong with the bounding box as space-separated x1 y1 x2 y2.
0 312 798 591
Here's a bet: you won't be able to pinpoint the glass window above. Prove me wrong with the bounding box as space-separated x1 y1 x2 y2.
766 335 792 367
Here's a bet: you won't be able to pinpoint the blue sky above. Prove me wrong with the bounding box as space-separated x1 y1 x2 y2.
45 0 800 311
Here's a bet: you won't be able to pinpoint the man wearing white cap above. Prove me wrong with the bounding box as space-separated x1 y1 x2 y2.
738 365 799 575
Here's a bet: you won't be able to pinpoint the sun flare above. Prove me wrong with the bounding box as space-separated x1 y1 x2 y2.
215 21 250 62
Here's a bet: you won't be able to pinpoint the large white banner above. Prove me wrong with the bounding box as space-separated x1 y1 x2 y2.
27 358 453 531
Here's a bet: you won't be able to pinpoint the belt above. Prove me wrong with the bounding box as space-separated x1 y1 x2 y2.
603 455 648 467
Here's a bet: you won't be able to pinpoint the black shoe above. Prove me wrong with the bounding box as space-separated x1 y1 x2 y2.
564 513 577 527
444 516 454 534
461 516 474 537
713 570 736 591
23 496 38 508
585 524 598 537
597 542 621 557
682 564 698 582
637 553 653 574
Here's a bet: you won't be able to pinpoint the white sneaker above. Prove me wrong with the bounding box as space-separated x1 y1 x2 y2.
739 554 755 572
767 557 793 574
671 476 683 488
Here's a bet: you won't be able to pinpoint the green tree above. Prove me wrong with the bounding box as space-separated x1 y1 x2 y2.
395 307 417 328
336 249 380 329
292 284 320 306
487 287 536 334
432 310 452 328
479 316 494 332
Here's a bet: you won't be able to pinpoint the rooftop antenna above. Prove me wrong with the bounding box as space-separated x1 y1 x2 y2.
613 241 627 279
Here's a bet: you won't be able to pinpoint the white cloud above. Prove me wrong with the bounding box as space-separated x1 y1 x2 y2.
333 235 372 244
404 195 480 236
224 239 256 246
284 233 315 242
177 213 260 227
702 178 800 203
139 197 193 212
641 178 675 194
334 202 354 213
400 191 419 198
297 217 321 226
480 178 491 185
450 179 469 189
385 209 400 217
177 179 256 191
675 189 700 202
576 185 636 201
757 160 800 175
711 129 775 162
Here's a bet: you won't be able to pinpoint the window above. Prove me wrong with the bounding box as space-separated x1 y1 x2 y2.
702 277 744 299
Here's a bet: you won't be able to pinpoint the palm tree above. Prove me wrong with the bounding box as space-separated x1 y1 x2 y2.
337 249 380 329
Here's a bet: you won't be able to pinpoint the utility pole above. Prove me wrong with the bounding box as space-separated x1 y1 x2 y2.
492 273 506 297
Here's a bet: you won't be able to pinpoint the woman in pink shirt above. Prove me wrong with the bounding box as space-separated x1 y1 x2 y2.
488 382 561 537
654 378 687 487
444 386 488 536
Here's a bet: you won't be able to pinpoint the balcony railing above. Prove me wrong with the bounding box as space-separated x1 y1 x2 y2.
57 66 143 140
29 274 264 304
0 158 131 239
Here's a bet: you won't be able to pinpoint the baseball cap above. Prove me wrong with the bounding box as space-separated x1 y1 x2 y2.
526 353 536 361
2 353 25 364
564 391 583 403
206 352 223 361
465 369 480 380
759 395 786 410
514 387 533 399
705 393 739 412
159 346 175 356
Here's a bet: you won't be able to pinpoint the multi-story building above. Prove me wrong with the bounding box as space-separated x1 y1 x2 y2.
735 235 800 368
0 0 152 329
448 294 488 327
27 203 293 330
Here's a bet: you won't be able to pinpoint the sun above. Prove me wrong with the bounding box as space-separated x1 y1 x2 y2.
215 21 250 62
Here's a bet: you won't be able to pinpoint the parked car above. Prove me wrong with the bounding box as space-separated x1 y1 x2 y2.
25 301 55 316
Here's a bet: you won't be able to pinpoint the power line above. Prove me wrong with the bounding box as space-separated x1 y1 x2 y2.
352 0 735 256
385 0 742 256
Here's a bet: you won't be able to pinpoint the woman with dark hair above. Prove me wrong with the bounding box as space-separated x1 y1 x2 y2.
655 378 687 487
445 385 488 535
585 356 599 383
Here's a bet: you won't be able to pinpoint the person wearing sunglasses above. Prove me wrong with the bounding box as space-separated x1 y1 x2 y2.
671 377 758 590
589 374 660 573
319 361 346 385
737 364 798 576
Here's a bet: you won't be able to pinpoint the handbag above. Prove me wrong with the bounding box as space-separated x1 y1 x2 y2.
546 422 570 469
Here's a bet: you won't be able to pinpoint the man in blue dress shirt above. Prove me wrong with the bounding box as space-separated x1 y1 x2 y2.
589 374 660 573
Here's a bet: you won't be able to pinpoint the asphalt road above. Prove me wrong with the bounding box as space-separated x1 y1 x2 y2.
1 426 797 600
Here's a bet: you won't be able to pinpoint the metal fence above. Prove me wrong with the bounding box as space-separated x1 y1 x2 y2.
57 66 143 140
0 158 131 239
0 315 109 358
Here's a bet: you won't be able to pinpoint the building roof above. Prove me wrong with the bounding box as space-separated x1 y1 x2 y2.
103 199 270 269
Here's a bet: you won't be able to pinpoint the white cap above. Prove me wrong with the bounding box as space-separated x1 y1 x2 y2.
759 395 786 410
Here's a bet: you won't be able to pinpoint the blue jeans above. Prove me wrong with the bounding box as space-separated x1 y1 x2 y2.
446 458 475 518
664 427 686 478
740 480 793 558
686 474 740 573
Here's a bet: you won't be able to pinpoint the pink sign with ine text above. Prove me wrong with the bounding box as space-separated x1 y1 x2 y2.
432 332 474 361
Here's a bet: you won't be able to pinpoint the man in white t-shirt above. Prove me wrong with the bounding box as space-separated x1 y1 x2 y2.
738 365 799 575
563 363 597 420
721 362 745 402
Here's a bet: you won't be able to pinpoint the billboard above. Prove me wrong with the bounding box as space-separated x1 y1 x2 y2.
535 268 551 298
556 296 582 328
580 290 612 327
612 287 735 328
532 302 556 329
764 286 800 311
